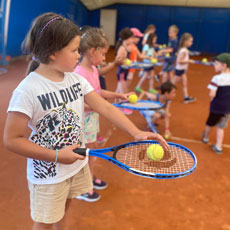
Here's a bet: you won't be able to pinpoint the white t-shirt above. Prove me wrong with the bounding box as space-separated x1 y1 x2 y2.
176 48 189 70
208 73 230 91
7 72 93 184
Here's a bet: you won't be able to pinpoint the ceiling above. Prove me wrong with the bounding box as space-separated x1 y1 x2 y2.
80 0 230 10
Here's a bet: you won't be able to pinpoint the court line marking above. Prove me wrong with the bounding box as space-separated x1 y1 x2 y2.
171 136 230 149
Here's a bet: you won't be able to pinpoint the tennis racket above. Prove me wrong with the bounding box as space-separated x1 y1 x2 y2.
113 100 163 111
121 61 163 69
73 140 197 179
189 51 201 56
194 60 214 66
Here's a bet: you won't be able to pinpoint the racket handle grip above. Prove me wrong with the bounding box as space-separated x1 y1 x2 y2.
73 148 88 156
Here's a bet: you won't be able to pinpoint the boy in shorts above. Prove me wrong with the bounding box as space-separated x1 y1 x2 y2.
202 53 230 154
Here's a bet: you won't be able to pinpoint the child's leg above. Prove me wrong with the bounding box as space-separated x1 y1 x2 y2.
181 74 189 98
136 71 148 90
127 70 135 88
173 75 181 85
216 128 224 150
148 70 155 91
162 71 168 83
203 125 212 139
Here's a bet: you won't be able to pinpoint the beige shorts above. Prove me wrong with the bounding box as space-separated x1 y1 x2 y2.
28 164 93 224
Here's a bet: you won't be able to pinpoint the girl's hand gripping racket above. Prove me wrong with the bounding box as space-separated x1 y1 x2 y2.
113 100 163 111
73 140 197 179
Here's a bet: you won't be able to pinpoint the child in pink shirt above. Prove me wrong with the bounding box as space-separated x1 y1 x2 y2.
75 27 133 202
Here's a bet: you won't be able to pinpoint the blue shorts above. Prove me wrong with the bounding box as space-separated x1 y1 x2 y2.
144 66 154 72
175 69 185 76
162 62 175 72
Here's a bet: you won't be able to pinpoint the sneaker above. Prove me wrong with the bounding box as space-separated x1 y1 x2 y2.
93 177 108 190
155 74 160 82
148 88 158 94
211 144 222 154
121 108 133 115
97 136 106 144
184 97 196 104
135 87 143 93
76 190 101 202
202 131 209 144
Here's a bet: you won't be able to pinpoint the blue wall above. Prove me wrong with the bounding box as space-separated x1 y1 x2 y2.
5 1 230 57
6 0 89 57
91 3 230 54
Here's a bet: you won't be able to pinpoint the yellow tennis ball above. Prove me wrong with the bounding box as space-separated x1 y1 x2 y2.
146 144 164 161
159 45 163 49
128 94 138 104
164 134 170 140
165 53 170 58
151 58 158 64
124 59 132 65
202 58 207 63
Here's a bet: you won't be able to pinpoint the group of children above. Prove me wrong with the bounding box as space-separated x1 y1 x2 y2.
2 12 230 230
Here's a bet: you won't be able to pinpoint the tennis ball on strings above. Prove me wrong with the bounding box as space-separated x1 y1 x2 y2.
202 58 208 63
146 144 164 161
124 59 132 66
151 58 158 64
165 53 170 58
128 94 138 104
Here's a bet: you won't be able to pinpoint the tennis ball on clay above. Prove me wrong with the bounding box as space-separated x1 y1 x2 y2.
146 144 164 161
128 94 138 104
124 59 132 65
202 58 208 63
151 58 158 64
165 53 170 58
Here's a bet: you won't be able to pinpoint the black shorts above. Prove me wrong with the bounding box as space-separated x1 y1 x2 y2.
206 112 225 127
175 69 185 76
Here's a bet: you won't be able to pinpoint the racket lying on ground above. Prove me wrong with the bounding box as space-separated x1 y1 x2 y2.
113 100 163 111
73 140 197 179
194 60 214 66
121 61 163 69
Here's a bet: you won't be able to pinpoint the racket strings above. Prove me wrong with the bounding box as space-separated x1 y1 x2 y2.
115 143 195 174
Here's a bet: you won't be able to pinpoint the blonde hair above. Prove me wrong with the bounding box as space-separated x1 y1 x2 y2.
178 33 193 50
79 27 109 55
169 25 179 34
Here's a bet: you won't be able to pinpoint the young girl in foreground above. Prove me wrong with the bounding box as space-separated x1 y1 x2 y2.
3 13 168 230
75 27 132 202
173 33 196 104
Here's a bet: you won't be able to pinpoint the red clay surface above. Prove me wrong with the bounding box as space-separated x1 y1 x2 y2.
0 51 230 230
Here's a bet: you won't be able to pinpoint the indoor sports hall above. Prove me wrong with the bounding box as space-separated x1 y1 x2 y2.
0 1 230 230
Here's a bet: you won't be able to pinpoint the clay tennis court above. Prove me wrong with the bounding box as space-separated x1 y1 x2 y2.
0 50 230 230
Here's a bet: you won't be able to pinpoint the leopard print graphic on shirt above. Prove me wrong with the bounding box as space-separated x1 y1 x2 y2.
31 104 82 179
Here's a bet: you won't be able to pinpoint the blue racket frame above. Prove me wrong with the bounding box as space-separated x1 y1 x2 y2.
113 100 163 111
74 140 197 179
121 61 163 69
194 60 214 66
